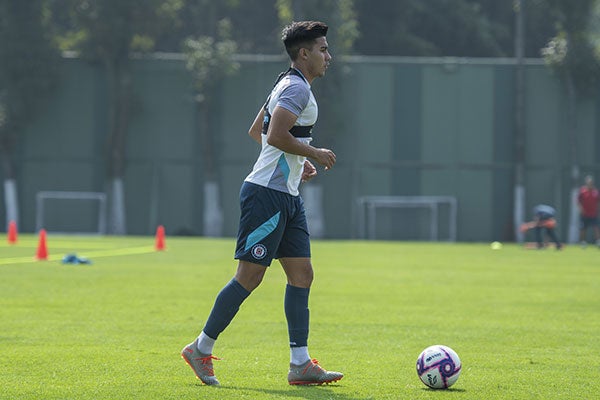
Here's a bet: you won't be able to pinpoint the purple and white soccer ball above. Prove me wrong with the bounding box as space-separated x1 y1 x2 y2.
416 345 462 389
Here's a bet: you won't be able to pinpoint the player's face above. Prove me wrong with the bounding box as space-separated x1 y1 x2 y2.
306 36 331 78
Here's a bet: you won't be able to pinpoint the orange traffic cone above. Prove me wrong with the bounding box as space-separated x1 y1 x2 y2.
36 229 48 260
155 225 166 251
8 220 17 244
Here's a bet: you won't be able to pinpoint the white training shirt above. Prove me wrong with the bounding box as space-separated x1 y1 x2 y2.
244 69 318 196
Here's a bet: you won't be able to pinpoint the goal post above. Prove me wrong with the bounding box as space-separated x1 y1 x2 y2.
36 191 107 235
357 196 457 241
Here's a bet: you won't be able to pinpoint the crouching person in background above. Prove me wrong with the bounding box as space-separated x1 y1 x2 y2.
520 204 562 250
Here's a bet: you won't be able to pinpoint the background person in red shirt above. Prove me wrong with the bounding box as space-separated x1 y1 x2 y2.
577 175 600 247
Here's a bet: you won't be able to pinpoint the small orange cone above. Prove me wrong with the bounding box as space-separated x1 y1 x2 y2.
36 229 48 260
155 225 166 251
8 220 17 244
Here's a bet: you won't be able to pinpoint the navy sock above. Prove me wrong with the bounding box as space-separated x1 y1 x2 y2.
284 284 310 348
203 278 251 340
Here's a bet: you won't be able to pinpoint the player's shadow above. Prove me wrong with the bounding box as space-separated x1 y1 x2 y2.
219 384 365 400
420 387 467 393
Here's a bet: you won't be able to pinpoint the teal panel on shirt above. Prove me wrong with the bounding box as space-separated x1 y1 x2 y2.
278 154 290 181
267 154 291 192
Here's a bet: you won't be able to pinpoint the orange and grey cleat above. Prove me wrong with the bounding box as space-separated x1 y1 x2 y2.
287 358 344 385
181 339 220 386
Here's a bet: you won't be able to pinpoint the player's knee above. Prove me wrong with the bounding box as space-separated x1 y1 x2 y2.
291 267 313 288
235 262 267 291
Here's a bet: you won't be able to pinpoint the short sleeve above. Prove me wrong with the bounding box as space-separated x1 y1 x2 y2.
276 82 310 116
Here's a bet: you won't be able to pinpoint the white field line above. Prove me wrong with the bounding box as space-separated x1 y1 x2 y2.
0 246 156 266
2 239 131 249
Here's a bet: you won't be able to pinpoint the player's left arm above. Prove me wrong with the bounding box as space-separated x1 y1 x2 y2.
301 160 317 182
247 108 265 144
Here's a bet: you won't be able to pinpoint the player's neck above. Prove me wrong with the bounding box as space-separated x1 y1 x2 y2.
290 63 314 84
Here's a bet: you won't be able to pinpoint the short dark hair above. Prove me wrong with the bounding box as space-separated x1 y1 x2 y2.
282 21 328 60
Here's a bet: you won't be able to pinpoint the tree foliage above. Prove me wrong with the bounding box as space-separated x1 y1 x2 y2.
351 0 562 58
183 17 240 180
539 0 600 217
45 0 578 59
353 0 501 56
51 0 184 57
0 0 58 176
49 0 184 179
183 18 240 96
541 0 600 95
153 0 280 54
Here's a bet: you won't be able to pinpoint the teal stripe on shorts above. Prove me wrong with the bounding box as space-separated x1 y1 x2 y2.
245 212 281 252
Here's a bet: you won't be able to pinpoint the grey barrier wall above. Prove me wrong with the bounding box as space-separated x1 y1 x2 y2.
2 54 599 241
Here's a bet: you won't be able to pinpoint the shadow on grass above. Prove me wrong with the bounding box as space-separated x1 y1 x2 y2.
188 382 468 398
218 384 366 400
420 387 467 393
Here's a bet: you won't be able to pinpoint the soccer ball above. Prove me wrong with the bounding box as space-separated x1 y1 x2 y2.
416 345 461 389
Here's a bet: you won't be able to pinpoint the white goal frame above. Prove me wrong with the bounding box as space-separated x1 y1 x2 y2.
36 191 107 235
357 196 457 241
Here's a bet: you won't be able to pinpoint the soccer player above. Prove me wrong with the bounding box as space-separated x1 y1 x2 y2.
181 21 343 386
577 175 600 247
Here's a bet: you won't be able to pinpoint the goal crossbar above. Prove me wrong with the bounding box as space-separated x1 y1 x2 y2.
357 196 457 241
36 191 107 235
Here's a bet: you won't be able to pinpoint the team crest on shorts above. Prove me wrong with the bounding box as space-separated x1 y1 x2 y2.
251 244 267 260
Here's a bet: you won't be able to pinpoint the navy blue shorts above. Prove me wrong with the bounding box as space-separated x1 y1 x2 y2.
580 215 599 229
234 182 310 266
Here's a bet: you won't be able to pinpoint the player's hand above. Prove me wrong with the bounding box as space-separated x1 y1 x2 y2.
301 160 317 182
313 148 336 170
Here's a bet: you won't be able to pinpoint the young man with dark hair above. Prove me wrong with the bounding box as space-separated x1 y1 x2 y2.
181 21 343 386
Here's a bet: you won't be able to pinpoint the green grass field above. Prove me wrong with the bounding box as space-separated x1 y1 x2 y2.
0 234 598 399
